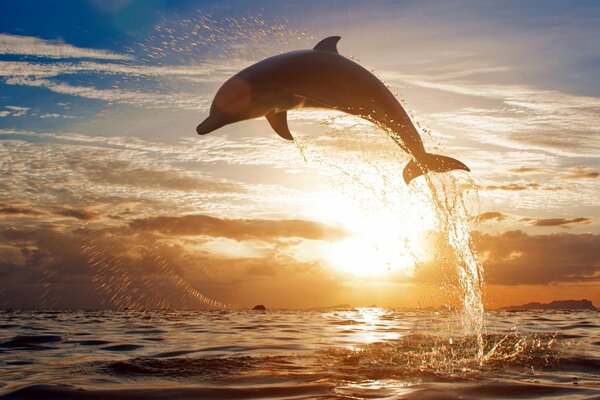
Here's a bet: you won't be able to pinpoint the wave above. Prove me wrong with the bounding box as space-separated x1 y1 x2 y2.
0 383 334 400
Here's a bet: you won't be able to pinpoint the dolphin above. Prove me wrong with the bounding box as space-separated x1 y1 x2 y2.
196 36 470 184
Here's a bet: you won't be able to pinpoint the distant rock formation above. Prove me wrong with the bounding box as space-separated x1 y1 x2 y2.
252 304 266 310
503 299 596 310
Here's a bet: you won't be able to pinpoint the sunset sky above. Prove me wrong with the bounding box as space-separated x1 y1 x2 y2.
1 0 599 309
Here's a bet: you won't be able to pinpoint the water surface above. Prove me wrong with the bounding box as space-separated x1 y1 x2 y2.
0 309 598 399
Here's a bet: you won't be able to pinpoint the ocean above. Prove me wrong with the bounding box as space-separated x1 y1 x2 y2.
0 308 598 399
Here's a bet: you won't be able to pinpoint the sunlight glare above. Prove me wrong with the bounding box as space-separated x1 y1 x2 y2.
307 188 435 277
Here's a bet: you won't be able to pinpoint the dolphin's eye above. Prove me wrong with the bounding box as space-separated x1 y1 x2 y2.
215 76 251 115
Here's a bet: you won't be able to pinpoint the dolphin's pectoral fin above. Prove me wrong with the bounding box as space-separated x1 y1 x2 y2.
313 36 341 54
266 110 294 140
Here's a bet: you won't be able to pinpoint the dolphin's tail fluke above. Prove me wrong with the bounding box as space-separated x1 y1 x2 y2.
403 154 470 185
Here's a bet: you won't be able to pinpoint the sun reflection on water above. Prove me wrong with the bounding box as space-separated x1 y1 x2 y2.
335 307 404 345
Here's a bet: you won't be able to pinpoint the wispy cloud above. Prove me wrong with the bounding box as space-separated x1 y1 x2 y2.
0 34 132 60
0 133 252 219
39 112 75 119
0 106 30 118
55 207 100 221
521 217 593 228
130 214 346 241
3 76 210 111
383 72 600 158
0 60 236 80
561 166 599 180
0 54 238 111
483 183 561 191
0 130 319 224
509 166 544 174
83 159 244 193
0 203 44 217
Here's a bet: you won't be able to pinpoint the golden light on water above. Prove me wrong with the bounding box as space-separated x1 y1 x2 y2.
345 307 402 343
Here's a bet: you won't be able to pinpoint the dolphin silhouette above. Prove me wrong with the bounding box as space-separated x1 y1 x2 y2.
197 36 470 184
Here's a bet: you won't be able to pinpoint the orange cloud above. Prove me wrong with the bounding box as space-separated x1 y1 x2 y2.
55 208 100 221
0 214 346 309
475 230 600 285
521 217 593 228
509 166 543 173
129 215 347 241
478 211 506 222
0 205 44 216
1 217 598 309
484 183 561 191
561 166 599 180
412 230 600 287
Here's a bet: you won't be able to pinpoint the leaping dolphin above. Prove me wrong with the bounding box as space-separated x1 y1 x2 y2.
196 36 470 184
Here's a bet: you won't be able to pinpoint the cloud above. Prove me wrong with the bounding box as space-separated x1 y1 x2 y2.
0 225 222 309
510 166 543 173
0 34 132 60
521 217 593 228
0 57 239 111
39 113 75 119
3 76 210 111
414 230 600 286
1 219 597 309
55 208 100 221
0 60 235 80
0 106 30 118
384 71 600 158
0 135 256 222
477 211 506 222
0 204 44 216
83 160 244 193
475 230 600 285
483 183 561 191
0 214 342 309
561 166 599 180
129 214 347 241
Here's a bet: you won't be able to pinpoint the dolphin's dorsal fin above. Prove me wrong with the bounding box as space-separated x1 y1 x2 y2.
313 36 341 53
266 110 294 140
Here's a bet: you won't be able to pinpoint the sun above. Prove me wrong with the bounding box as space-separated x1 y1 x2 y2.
325 237 416 277
292 126 440 278
304 185 436 277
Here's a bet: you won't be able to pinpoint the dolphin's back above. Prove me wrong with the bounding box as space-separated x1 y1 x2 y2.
238 51 415 134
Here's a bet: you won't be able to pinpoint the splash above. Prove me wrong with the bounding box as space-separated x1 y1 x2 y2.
420 173 485 358
292 112 486 358
324 331 561 381
386 116 485 357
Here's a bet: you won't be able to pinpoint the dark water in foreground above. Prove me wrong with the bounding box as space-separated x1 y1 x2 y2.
0 309 598 399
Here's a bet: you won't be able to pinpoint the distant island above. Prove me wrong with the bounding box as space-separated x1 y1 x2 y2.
502 299 596 310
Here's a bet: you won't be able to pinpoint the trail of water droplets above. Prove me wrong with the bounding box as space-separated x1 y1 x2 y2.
80 237 227 310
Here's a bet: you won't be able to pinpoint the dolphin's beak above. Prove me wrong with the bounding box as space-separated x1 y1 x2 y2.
196 114 227 135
